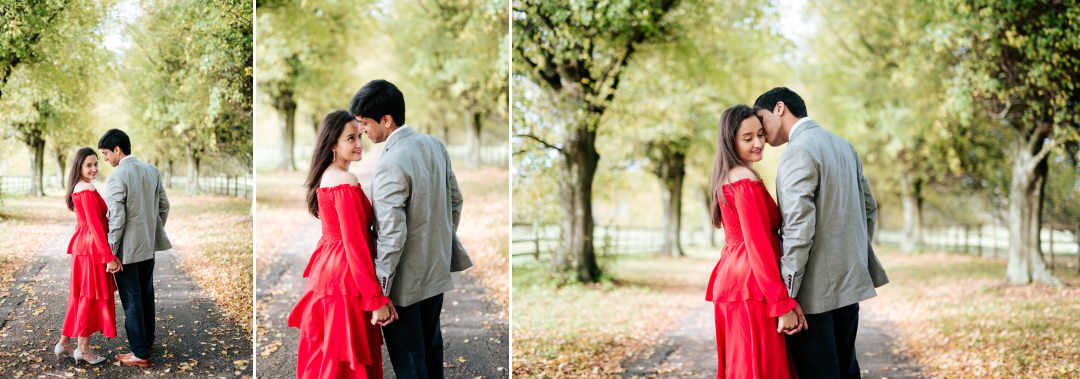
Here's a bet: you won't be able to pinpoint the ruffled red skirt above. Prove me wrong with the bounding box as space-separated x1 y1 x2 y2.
713 300 794 379
288 238 384 379
62 229 117 338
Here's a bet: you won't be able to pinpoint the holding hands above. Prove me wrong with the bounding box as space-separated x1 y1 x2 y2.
371 300 399 326
105 259 122 274
777 303 808 335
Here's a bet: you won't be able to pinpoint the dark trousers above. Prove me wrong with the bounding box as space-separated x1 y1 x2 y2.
382 294 445 379
787 302 860 379
114 258 155 359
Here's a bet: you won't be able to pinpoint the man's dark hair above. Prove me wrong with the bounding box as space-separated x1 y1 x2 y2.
753 87 808 118
97 129 131 155
348 79 406 126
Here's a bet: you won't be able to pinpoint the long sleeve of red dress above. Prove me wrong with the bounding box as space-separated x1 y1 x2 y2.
332 187 391 312
79 192 118 265
731 181 798 317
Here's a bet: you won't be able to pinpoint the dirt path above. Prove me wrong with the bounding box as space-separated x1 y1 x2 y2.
622 300 923 378
0 227 252 378
255 179 509 378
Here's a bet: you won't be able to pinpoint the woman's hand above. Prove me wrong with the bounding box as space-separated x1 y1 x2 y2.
371 304 391 325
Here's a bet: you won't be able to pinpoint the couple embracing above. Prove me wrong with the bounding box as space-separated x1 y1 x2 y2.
708 87 890 378
287 79 471 379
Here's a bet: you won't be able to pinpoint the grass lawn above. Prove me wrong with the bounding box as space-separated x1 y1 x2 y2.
512 246 1080 378
0 195 72 298
871 249 1080 378
511 249 716 377
166 193 253 333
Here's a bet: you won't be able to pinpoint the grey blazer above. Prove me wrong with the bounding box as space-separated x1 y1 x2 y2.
105 156 172 264
371 126 472 307
776 120 889 314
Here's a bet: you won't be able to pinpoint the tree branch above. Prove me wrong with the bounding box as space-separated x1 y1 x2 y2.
515 133 562 152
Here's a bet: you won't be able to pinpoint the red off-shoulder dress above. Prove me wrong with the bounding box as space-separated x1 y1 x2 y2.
288 184 390 379
62 189 117 338
706 179 797 379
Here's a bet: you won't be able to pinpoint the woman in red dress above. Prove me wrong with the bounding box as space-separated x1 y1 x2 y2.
55 147 118 365
288 110 392 378
707 105 808 378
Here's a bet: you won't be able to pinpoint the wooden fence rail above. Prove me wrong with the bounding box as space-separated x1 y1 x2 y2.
514 222 1080 273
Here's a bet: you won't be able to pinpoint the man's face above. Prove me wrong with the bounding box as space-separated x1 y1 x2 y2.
756 107 784 147
356 115 388 143
99 147 121 167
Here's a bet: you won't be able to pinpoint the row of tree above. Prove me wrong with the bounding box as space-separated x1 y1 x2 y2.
0 0 253 195
256 0 508 171
513 0 1078 285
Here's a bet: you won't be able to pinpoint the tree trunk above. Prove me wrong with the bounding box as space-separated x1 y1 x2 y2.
28 132 45 196
165 160 174 189
1005 132 1060 285
312 113 320 135
466 110 483 167
656 149 686 257
275 91 297 171
900 172 923 253
703 186 718 248
55 148 67 188
557 126 602 282
186 145 200 194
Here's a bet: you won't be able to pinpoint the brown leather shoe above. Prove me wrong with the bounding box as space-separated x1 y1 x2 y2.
115 352 151 368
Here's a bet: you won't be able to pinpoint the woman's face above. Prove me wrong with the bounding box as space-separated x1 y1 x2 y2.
82 155 99 181
735 116 766 163
333 121 364 162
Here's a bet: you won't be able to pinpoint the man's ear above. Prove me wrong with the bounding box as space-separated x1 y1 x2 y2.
381 115 394 127
774 101 786 119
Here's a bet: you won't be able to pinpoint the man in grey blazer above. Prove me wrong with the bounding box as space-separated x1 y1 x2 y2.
350 80 472 379
98 129 171 368
754 88 889 379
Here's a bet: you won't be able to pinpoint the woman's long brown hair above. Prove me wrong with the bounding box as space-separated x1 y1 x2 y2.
304 110 358 218
709 104 762 228
65 147 98 211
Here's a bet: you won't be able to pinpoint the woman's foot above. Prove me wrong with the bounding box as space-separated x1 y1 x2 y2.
73 348 107 364
52 341 73 358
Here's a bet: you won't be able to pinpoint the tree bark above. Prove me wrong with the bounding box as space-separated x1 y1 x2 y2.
275 90 297 171
165 160 173 189
28 132 45 196
557 126 602 282
1005 132 1060 285
900 172 924 253
702 186 718 248
466 110 483 167
654 147 686 257
186 145 201 194
55 148 67 188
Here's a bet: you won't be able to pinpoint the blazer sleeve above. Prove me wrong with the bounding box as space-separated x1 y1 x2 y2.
104 173 128 258
732 182 798 317
80 194 118 264
371 162 410 296
333 187 391 311
776 145 818 300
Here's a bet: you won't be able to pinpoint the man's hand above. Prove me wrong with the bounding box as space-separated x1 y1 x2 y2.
371 304 391 325
106 259 122 274
377 300 399 327
777 309 799 334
